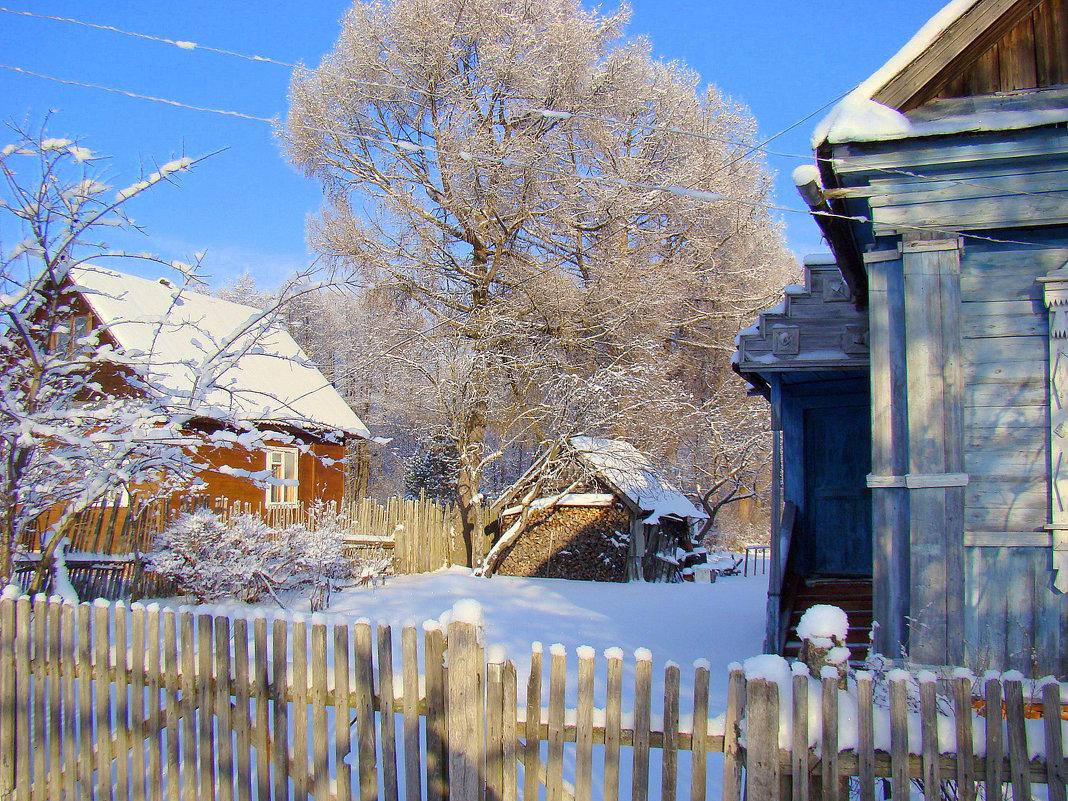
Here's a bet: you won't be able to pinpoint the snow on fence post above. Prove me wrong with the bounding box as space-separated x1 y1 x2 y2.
446 600 485 801
744 677 783 801
0 587 16 800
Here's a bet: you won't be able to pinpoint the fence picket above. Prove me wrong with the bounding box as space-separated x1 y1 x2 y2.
214 616 235 801
161 609 180 801
502 661 518 801
790 668 808 801
115 602 131 801
231 617 253 801
721 666 744 801
46 598 64 801
378 624 400 801
0 594 15 800
953 674 975 801
76 602 94 800
1004 677 1031 801
575 648 595 801
820 672 839 801
919 676 940 801
424 624 447 801
60 601 77 801
179 611 197 801
855 672 875 801
271 619 291 801
689 661 709 801
744 678 780 801
334 622 354 801
548 645 567 801
983 676 1004 801
93 601 115 801
1041 681 1066 801
31 595 47 801
523 645 543 801
888 673 908 801
291 617 310 801
446 612 483 801
311 620 331 801
631 651 652 801
661 662 680 801
487 659 505 801
252 617 270 801
402 626 422 801
353 620 378 801
130 603 147 801
196 614 216 801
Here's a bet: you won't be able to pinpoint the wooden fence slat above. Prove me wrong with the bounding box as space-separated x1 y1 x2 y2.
486 659 505 801
446 612 483 801
689 661 710 801
0 594 15 800
1004 677 1031 801
252 617 270 801
93 601 116 801
46 599 64 801
953 674 975 801
230 618 252 801
334 623 353 801
502 661 518 801
179 611 197 801
402 626 422 801
162 609 180 801
424 624 447 801
855 672 875 801
195 614 216 801
919 676 941 801
1041 681 1066 801
661 662 680 801
523 644 543 801
271 618 291 801
575 648 595 801
631 650 653 801
721 666 745 801
291 617 310 801
129 603 147 801
214 616 234 801
75 603 93 799
31 595 47 801
353 620 378 801
114 602 131 801
60 601 77 801
744 678 780 801
888 673 909 801
984 676 1004 801
378 624 400 801
309 620 330 801
820 672 839 801
548 645 567 801
791 668 808 801
604 649 623 801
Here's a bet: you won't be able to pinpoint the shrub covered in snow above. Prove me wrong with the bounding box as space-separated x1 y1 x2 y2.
146 511 290 603
283 502 354 610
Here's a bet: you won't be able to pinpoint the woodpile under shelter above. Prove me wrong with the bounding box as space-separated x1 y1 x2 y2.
736 0 1068 676
484 437 708 582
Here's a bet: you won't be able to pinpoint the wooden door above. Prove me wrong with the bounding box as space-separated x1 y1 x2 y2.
801 402 873 576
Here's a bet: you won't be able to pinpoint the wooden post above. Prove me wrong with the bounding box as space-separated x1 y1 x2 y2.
547 645 566 801
575 648 595 801
60 601 78 801
689 661 710 801
952 674 975 801
919 675 941 801
744 678 781 801
32 595 47 801
790 668 809 801
983 676 1004 801
310 619 330 801
1041 681 1066 801
603 648 622 801
271 618 290 801
523 644 543 801
214 616 234 801
855 672 875 801
502 661 518 801
353 620 378 801
721 665 745 801
424 623 448 801
231 617 253 801
888 673 909 801
290 618 311 801
1003 677 1031 801
631 650 653 801
252 617 270 801
820 670 840 801
0 590 17 800
378 624 400 801
402 626 422 801
446 606 485 801
334 622 354 801
486 657 505 801
46 600 63 801
196 613 216 801
93 601 115 801
661 662 680 801
130 603 148 801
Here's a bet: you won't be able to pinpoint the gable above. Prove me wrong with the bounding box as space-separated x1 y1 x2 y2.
875 0 1068 113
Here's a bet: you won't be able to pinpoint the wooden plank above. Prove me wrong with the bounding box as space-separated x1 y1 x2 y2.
94 601 115 801
353 620 378 801
920 676 941 801
661 663 680 801
631 651 653 801
604 649 623 801
689 662 710 801
1004 678 1031 800
889 674 909 801
0 593 15 801
271 619 290 801
523 645 543 801
574 648 594 801
129 603 147 801
721 666 744 801
46 600 64 801
231 617 252 801
486 659 505 801
547 645 567 801
377 624 400 801
953 675 976 801
214 616 234 801
855 673 875 801
998 13 1038 91
1041 681 1066 801
310 620 331 801
744 679 780 801
161 609 179 801
502 661 518 801
402 626 422 801
196 614 216 801
985 676 1004 801
250 617 269 801
77 602 94 801
290 618 310 801
31 595 47 801
114 602 131 801
446 614 484 801
790 670 809 801
60 601 78 801
424 624 447 801
334 623 354 801
821 673 840 801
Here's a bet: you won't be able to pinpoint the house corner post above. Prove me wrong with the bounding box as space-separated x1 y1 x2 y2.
901 235 967 666
864 247 910 661
1038 265 1068 594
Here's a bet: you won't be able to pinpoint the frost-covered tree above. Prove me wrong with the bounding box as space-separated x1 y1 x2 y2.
404 435 460 503
284 0 794 561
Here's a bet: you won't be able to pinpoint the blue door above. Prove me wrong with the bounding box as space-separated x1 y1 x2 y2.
800 401 873 577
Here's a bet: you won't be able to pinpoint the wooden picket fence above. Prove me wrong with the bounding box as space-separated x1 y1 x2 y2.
1 592 1064 801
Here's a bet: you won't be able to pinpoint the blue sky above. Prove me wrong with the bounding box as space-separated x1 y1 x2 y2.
0 1 950 287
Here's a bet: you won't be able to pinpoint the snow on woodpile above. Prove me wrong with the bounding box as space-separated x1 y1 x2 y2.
569 437 706 524
69 266 370 436
496 505 630 582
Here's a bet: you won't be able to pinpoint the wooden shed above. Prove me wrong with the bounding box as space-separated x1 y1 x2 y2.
484 437 708 582
737 0 1068 675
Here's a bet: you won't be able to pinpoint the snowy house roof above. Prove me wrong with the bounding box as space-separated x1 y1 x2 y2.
69 266 370 438
569 437 707 524
813 0 1068 146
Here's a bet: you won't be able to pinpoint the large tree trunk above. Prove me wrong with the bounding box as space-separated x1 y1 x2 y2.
455 389 488 567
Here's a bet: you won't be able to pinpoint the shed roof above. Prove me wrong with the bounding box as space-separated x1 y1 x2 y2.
69 265 370 438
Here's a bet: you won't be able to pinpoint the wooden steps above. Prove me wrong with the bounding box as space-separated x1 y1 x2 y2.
782 577 873 665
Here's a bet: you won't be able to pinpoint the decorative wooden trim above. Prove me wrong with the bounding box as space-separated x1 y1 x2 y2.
1041 261 1068 592
867 474 907 488
904 473 970 489
902 238 966 254
964 531 1053 547
862 249 902 264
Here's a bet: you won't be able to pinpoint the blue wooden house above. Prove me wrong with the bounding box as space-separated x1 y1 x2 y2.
735 0 1068 676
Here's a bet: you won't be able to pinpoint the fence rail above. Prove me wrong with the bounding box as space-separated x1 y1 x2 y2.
0 593 1064 801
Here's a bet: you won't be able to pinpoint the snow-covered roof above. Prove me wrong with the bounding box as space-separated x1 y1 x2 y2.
69 266 370 438
569 437 707 524
812 0 1068 146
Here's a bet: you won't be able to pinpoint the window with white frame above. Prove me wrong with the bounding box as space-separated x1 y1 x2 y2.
265 447 299 506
